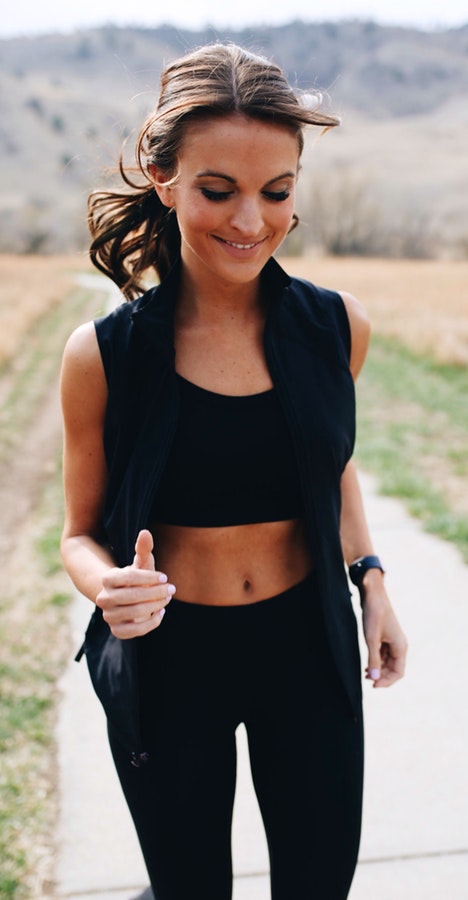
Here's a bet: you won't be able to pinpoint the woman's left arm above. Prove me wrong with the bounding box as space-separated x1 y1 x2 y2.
339 292 408 688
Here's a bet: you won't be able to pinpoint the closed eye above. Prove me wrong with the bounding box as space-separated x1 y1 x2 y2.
201 187 291 203
263 190 290 202
201 188 233 202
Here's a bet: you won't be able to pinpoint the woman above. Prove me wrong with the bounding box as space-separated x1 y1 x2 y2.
60 42 407 900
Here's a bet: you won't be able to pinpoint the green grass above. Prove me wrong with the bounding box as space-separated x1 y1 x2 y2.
0 470 69 898
1 285 467 896
355 334 468 561
0 286 104 466
0 283 104 898
36 522 66 575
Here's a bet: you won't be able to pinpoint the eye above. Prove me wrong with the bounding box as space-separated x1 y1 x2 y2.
263 190 290 202
201 188 233 202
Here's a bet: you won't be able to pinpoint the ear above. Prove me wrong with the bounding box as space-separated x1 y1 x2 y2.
148 163 175 208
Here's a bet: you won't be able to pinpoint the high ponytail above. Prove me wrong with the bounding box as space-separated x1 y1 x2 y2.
88 42 339 300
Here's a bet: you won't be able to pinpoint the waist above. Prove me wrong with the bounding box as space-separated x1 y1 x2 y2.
149 517 313 606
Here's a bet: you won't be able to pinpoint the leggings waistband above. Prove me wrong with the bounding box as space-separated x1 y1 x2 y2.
167 569 318 622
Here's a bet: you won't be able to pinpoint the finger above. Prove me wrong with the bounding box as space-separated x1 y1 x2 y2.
365 642 382 685
100 568 169 592
97 581 176 614
109 606 167 639
377 653 407 688
134 605 167 626
130 588 175 622
371 644 406 688
131 608 165 625
102 595 171 627
374 667 403 688
134 529 156 571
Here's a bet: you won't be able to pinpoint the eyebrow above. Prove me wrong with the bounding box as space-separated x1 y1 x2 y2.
195 170 296 186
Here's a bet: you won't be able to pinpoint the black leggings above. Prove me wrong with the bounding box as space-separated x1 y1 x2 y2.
108 573 364 900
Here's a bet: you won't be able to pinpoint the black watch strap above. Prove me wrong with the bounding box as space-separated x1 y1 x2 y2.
348 555 385 586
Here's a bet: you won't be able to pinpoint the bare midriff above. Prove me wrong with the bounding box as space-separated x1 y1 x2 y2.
149 517 313 606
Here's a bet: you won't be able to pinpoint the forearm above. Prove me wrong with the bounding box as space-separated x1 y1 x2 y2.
340 459 386 596
60 532 116 604
340 459 376 565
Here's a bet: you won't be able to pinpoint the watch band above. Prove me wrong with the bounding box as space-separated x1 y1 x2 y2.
348 555 385 587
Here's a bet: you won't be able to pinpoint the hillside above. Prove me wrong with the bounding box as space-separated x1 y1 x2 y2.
1 20 467 255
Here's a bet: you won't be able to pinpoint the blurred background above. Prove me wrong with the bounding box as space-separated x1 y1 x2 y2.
0 2 467 897
1 2 467 257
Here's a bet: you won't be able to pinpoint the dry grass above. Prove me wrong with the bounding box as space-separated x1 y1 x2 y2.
281 256 468 366
0 268 103 898
0 254 92 368
1 254 467 367
281 255 468 555
0 253 465 894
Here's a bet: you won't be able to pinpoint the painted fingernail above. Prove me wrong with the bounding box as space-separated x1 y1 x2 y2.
370 668 381 681
167 584 176 597
159 608 166 621
158 573 168 584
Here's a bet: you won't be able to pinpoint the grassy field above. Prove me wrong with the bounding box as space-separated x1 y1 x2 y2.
0 254 93 369
284 256 468 559
0 253 467 896
284 256 468 365
0 256 106 897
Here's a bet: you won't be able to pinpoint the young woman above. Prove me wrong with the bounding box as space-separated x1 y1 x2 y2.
60 42 407 900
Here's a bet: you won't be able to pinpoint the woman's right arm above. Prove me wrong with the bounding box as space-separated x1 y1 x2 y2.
60 323 175 637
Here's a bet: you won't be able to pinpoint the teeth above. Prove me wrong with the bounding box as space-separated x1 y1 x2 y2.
225 240 257 249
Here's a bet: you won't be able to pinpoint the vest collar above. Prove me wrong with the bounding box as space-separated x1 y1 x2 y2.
130 255 292 345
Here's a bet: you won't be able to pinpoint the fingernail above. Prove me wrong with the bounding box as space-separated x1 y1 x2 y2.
159 608 166 621
370 668 381 681
167 584 176 597
158 573 168 584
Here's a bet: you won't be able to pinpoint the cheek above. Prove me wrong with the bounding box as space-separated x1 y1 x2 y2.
274 199 296 232
179 201 221 235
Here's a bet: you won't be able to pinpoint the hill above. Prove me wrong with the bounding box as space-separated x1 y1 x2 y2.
1 20 467 255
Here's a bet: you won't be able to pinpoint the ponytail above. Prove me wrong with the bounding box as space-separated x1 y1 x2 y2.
88 161 181 301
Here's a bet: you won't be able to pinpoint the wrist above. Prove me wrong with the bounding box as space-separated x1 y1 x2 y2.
348 554 385 587
361 566 386 593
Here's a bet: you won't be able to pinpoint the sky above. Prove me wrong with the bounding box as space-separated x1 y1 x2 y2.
1 0 467 38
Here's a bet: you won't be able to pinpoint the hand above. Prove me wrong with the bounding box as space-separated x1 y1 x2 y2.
360 570 408 688
96 529 176 639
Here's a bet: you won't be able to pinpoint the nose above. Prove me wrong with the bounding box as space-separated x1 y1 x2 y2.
229 197 263 235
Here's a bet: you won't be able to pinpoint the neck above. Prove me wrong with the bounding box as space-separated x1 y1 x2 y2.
177 268 263 327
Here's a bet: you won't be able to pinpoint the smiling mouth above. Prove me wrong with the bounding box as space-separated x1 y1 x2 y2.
214 236 265 250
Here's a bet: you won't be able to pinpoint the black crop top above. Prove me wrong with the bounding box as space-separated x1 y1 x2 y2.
150 374 304 527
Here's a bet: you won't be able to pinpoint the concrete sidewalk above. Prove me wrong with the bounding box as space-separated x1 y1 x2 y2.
54 472 468 899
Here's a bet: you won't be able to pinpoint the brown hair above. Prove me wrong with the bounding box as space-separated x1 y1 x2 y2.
88 42 339 300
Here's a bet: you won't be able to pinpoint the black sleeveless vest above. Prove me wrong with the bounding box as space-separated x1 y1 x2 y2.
81 257 361 765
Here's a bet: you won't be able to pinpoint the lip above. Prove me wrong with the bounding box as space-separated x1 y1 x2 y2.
213 235 267 252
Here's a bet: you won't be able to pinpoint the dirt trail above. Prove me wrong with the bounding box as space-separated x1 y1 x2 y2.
0 275 108 897
0 274 106 572
0 377 62 562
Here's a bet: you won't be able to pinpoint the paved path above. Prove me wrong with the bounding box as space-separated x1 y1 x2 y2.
54 472 468 897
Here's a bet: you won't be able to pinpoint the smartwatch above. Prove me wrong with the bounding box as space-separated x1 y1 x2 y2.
348 555 385 587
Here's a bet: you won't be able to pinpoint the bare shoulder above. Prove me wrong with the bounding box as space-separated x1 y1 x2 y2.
62 320 102 370
338 291 371 381
339 291 370 336
61 322 107 425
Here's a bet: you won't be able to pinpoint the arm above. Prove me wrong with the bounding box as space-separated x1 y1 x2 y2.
339 293 408 688
60 322 175 638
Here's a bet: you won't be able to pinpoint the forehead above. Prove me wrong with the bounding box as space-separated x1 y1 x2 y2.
178 114 300 175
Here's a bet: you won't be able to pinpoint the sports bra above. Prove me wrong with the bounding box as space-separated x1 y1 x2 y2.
150 374 304 527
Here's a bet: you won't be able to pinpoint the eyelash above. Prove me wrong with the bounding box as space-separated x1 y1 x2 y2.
201 188 290 203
